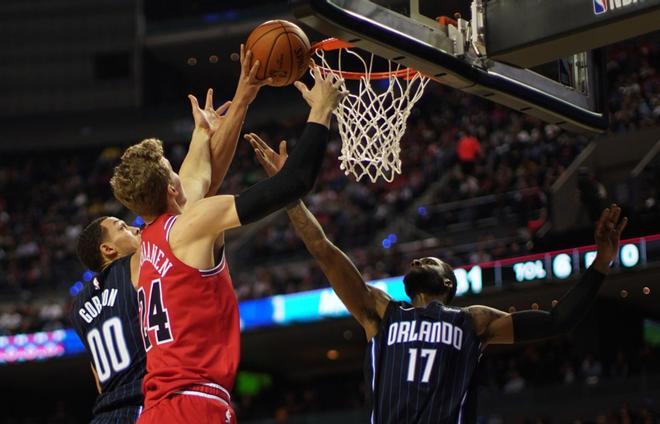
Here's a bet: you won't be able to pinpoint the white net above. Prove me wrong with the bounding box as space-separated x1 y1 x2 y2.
315 44 429 183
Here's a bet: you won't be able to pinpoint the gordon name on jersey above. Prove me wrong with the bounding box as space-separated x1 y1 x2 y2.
77 285 119 324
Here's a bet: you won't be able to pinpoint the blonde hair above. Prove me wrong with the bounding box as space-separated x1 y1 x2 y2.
110 138 170 216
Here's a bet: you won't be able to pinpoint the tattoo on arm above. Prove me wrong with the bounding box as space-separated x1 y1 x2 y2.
286 202 326 246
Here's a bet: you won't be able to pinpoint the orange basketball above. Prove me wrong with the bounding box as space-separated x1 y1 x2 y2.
245 20 312 87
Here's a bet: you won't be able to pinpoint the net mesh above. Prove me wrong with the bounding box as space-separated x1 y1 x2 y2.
315 44 429 183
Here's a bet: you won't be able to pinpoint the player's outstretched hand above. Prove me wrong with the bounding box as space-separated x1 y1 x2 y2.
245 133 287 177
592 204 628 274
188 88 232 135
235 44 273 105
294 65 346 113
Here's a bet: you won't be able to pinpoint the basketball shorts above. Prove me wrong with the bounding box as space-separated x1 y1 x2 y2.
137 385 236 424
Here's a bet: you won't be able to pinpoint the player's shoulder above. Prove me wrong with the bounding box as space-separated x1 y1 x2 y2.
440 304 465 314
73 256 132 305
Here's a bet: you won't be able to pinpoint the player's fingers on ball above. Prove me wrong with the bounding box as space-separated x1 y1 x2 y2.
244 50 252 69
248 60 260 79
240 43 244 62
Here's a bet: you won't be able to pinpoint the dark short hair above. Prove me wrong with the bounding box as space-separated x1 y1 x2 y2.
77 216 109 272
403 262 458 304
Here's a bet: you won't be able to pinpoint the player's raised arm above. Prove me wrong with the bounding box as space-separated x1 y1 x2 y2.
467 205 628 347
178 88 221 206
246 132 390 340
205 45 272 197
174 68 346 239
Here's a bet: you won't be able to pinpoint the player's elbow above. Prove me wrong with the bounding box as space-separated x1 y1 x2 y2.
296 174 315 196
272 169 310 205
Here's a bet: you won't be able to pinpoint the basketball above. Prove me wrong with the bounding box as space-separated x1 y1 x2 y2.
245 20 311 87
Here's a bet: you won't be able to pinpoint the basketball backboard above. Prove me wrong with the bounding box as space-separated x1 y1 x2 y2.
291 0 660 133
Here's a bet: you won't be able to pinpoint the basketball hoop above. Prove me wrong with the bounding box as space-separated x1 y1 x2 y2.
312 38 430 183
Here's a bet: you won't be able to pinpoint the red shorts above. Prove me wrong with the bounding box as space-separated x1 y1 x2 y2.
138 386 236 424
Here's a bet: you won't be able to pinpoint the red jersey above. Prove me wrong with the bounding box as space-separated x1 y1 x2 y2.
137 214 240 411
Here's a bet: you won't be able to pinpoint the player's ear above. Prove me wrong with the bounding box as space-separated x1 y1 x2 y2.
443 278 453 291
166 183 185 209
100 242 118 261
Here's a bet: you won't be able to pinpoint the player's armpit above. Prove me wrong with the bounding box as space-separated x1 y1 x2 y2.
363 285 392 340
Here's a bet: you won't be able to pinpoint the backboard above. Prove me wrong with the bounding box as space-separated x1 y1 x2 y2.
291 0 660 133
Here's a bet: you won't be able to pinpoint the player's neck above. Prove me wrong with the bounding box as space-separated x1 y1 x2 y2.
142 205 182 225
410 294 446 308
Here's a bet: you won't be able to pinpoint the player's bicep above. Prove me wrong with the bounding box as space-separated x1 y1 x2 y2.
466 305 513 346
483 314 514 345
175 195 241 242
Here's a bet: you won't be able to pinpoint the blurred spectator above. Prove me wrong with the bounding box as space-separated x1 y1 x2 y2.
581 354 604 385
456 132 482 173
503 369 526 394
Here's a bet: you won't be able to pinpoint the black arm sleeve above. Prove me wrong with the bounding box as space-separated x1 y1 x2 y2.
511 267 606 342
234 122 329 225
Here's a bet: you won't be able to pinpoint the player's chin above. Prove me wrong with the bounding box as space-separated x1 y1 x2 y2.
403 267 438 288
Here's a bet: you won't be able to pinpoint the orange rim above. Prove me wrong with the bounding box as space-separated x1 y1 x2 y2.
310 38 422 81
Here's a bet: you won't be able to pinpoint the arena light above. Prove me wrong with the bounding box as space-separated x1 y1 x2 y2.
0 330 85 365
132 216 144 227
552 254 573 279
620 243 640 268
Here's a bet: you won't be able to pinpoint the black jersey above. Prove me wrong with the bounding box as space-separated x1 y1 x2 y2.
71 255 145 422
364 301 482 424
